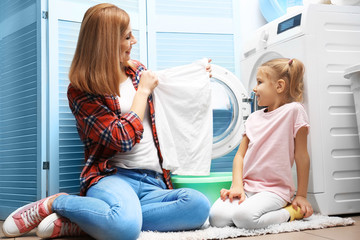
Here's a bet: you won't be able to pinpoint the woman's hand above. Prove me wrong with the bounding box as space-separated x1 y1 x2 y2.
138 70 158 96
206 58 212 78
291 195 313 218
220 186 246 204
131 70 158 121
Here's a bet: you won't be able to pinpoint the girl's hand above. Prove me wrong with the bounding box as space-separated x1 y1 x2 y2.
220 186 246 204
206 58 212 78
138 70 158 96
220 188 230 201
291 195 313 218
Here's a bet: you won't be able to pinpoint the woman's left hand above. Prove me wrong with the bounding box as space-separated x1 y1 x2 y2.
206 58 212 78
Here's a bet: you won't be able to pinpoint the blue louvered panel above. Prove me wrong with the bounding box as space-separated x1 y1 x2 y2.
131 30 141 61
156 32 235 73
155 0 232 18
91 0 139 13
58 20 83 194
115 0 139 13
0 0 34 22
57 20 140 194
0 20 39 218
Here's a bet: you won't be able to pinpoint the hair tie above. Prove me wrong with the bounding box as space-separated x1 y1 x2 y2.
288 59 293 65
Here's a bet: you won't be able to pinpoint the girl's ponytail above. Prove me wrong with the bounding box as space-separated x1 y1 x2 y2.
287 58 305 102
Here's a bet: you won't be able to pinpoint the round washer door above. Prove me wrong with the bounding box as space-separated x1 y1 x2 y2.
244 51 284 93
211 64 251 159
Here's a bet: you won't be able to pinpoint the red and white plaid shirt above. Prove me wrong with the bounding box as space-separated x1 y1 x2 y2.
67 60 173 196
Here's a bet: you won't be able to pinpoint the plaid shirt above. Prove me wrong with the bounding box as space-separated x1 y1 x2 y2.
67 60 173 196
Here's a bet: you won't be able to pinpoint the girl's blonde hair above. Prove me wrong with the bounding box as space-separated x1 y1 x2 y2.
260 58 305 102
69 3 130 96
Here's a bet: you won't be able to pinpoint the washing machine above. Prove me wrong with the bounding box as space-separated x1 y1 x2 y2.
236 4 360 215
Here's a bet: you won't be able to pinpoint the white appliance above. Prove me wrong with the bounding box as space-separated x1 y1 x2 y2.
235 4 360 215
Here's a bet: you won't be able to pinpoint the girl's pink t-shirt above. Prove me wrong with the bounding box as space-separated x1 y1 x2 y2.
243 102 310 202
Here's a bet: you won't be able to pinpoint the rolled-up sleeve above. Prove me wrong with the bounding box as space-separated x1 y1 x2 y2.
68 86 144 152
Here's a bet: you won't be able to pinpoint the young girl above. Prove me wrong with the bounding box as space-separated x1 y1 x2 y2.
209 58 313 229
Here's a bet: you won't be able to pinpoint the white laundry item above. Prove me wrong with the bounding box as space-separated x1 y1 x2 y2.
153 58 213 175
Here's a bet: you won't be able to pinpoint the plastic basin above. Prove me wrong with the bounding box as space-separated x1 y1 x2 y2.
259 0 287 22
259 0 303 22
171 172 232 205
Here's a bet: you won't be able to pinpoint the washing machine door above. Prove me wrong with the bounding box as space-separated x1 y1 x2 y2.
211 64 251 159
243 51 284 93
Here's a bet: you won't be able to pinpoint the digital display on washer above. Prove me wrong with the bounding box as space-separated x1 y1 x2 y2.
277 14 301 34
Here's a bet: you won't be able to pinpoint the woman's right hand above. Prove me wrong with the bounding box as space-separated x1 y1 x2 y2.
138 70 158 96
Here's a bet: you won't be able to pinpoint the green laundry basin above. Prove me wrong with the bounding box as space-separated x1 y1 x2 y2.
171 172 232 205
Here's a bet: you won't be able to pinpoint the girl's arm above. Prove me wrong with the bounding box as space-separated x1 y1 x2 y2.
293 126 313 218
220 135 249 204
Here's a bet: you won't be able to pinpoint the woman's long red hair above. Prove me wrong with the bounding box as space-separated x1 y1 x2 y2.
69 3 130 96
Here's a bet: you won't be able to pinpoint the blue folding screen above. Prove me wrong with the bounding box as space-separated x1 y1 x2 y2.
0 0 41 219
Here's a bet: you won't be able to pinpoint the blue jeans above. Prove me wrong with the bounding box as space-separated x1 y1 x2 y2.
52 168 210 240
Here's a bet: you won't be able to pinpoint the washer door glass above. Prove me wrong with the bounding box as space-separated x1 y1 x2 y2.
211 64 250 159
212 78 238 143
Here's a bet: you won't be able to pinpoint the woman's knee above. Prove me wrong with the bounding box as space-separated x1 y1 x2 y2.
182 188 210 220
179 188 210 225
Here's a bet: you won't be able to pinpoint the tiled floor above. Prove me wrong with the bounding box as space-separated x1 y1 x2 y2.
1 215 359 240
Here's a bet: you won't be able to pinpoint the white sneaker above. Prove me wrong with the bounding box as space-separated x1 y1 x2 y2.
36 213 85 238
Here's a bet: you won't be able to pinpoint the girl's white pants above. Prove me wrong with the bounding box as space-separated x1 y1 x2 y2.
209 191 290 229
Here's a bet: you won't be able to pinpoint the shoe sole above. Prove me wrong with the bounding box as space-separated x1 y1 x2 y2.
36 213 61 238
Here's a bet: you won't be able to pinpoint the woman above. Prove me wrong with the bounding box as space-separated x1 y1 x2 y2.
2 3 210 240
